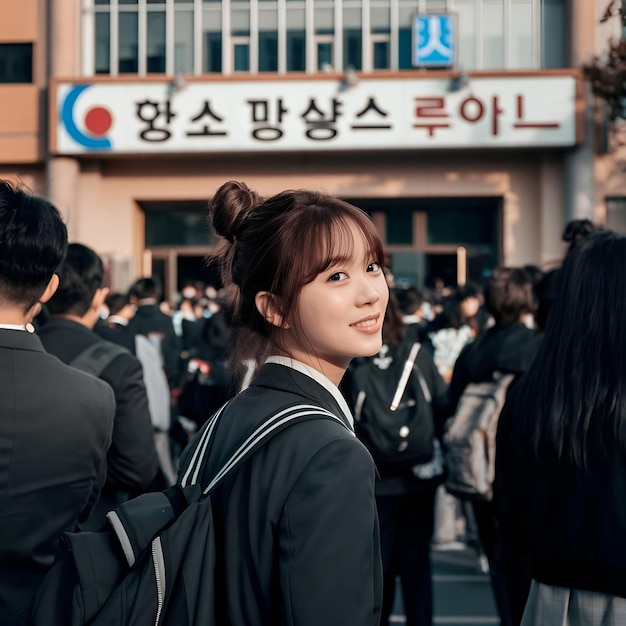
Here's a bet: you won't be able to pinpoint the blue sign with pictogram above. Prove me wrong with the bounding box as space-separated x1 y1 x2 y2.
413 14 456 68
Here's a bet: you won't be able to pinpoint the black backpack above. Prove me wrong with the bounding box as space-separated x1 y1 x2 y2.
21 403 348 626
352 341 435 469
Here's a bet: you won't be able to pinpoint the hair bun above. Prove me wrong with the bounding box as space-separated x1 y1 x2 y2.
210 181 261 244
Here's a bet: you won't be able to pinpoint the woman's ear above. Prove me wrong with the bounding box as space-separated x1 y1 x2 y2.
255 291 290 329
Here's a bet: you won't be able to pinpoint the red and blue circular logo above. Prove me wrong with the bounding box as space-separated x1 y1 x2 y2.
60 85 113 150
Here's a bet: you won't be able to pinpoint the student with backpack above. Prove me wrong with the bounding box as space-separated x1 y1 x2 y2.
446 267 542 626
180 182 387 625
347 291 448 626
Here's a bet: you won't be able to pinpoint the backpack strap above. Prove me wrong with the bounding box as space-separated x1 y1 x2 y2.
105 484 202 567
180 402 350 493
69 341 130 378
390 342 421 411
105 402 349 567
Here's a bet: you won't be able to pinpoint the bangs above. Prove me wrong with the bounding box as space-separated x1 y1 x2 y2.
298 205 384 283
266 193 385 325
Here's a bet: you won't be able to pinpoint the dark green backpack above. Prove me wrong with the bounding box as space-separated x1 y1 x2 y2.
352 341 435 469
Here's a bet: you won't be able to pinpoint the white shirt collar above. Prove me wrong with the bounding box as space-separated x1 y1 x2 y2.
0 323 33 332
265 355 354 428
107 315 129 326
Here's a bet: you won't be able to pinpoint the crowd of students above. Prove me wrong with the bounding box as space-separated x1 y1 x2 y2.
0 173 624 626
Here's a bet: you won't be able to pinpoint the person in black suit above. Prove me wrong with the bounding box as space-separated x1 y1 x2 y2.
177 181 387 625
38 243 162 529
0 180 115 625
94 291 138 354
127 276 182 388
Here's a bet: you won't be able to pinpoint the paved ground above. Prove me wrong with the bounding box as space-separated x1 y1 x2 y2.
390 544 499 625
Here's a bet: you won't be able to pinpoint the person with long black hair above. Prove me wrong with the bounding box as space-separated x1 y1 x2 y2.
495 230 626 624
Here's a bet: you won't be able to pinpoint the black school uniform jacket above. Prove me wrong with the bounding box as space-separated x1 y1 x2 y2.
0 329 115 625
38 318 161 528
448 322 542 414
495 382 626 597
177 358 383 626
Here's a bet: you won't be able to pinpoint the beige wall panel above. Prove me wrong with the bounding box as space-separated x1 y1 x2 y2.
0 86 39 134
0 167 45 193
0 0 38 40
67 151 560 274
0 137 40 164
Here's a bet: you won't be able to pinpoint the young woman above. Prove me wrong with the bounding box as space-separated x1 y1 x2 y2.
495 231 626 625
177 181 388 626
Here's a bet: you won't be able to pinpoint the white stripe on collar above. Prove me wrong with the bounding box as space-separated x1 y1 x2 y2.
265 355 354 429
0 323 32 332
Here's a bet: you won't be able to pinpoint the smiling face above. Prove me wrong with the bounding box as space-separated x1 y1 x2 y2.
278 221 389 384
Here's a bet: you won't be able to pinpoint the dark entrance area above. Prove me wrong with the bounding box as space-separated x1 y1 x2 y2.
344 196 502 289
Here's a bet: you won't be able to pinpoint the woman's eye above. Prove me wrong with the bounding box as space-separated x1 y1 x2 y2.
328 271 348 282
367 262 382 272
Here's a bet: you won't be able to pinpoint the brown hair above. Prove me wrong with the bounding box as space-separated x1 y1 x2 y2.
208 181 385 372
381 290 405 348
485 266 537 327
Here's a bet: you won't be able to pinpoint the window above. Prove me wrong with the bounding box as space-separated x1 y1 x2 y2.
147 11 166 73
0 43 33 83
287 30 306 71
118 11 139 73
316 38 333 70
315 7 334 71
344 7 362 70
372 37 390 69
174 9 194 74
83 0 564 75
287 7 306 71
371 5 391 70
95 13 111 74
233 40 251 72
259 30 279 72
203 7 222 73
541 0 566 68
259 9 278 72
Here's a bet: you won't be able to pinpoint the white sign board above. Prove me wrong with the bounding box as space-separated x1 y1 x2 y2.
54 75 578 155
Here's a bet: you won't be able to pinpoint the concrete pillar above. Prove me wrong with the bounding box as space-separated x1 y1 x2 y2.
47 157 80 239
539 155 566 267
563 0 598 224
49 0 79 77
46 0 80 238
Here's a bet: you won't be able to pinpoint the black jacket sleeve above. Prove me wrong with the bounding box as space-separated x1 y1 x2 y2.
279 437 382 626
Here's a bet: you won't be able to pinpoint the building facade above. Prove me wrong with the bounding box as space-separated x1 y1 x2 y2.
0 0 614 299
